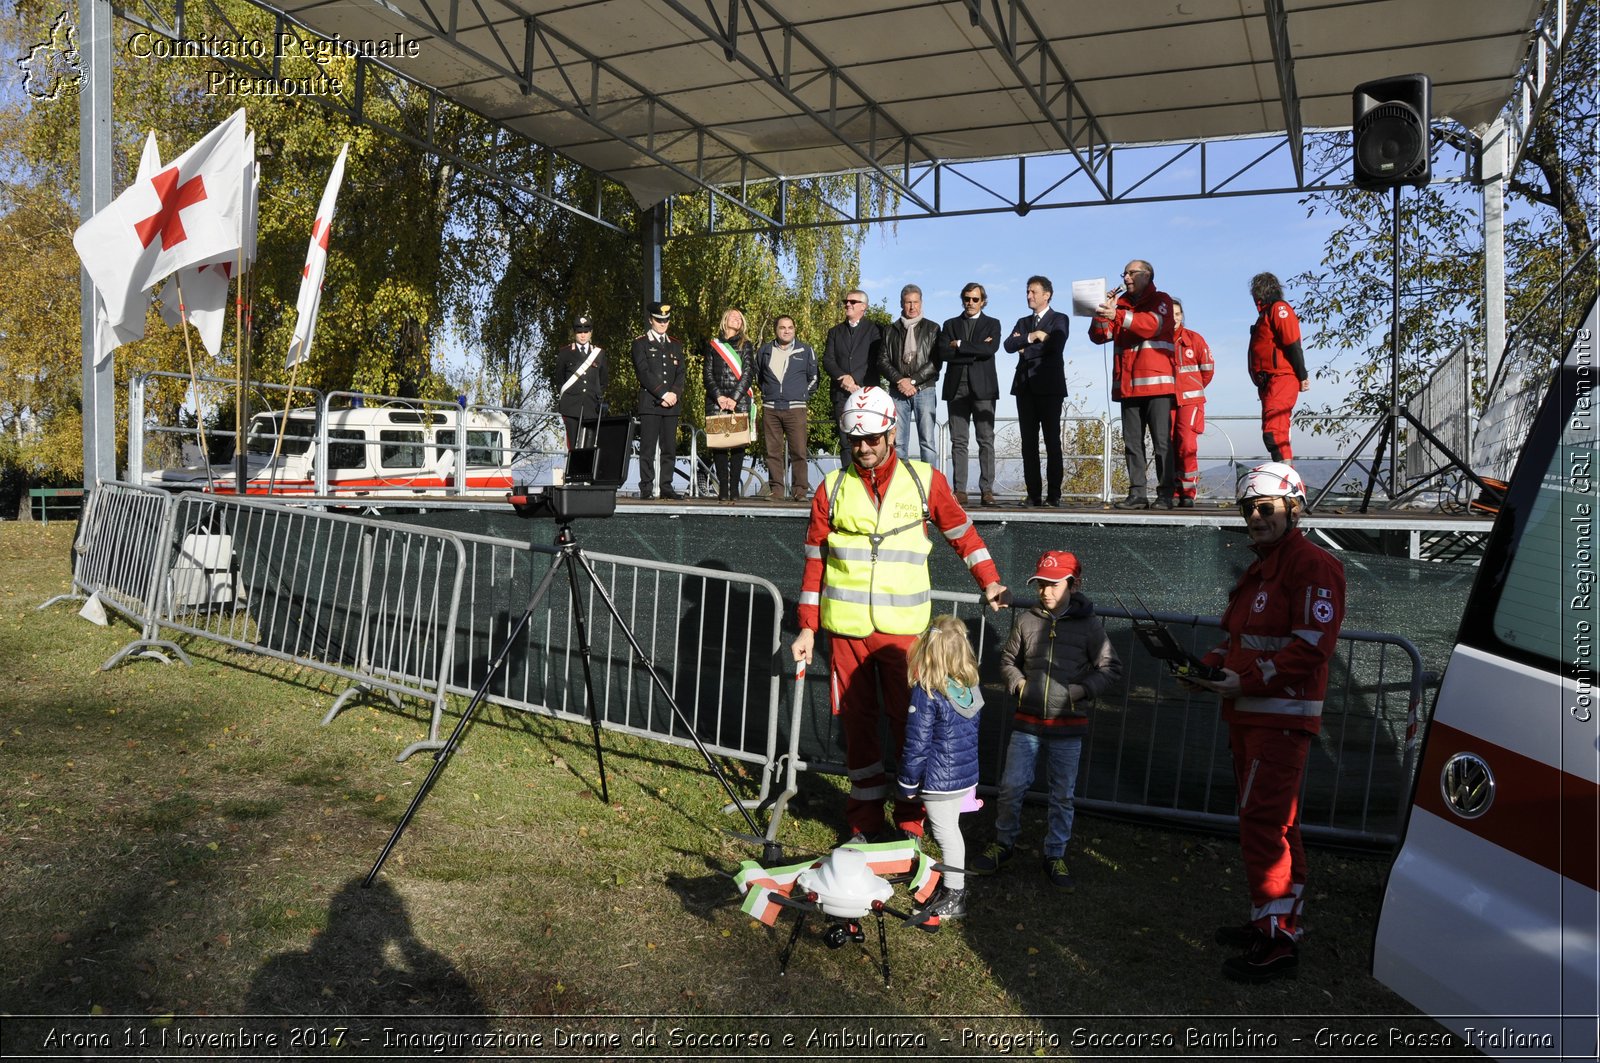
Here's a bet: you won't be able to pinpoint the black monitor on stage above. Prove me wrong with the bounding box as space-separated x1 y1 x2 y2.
511 415 632 521
566 415 633 487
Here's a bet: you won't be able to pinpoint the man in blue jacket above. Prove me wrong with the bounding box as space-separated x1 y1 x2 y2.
753 315 819 501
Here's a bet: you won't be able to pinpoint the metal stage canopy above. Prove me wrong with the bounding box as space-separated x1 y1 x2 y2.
260 0 1565 224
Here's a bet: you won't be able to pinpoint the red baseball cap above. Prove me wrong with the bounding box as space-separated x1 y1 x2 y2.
1028 550 1080 584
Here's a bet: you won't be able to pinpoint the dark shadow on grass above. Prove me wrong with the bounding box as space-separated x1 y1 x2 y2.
244 877 486 1051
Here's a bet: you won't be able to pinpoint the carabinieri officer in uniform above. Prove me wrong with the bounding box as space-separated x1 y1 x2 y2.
631 301 687 500
552 314 608 450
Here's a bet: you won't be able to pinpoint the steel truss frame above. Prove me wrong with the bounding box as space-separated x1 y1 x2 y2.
105 0 1571 240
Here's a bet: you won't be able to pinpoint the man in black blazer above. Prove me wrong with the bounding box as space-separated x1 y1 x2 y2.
1003 274 1071 506
936 283 1002 506
551 315 608 450
630 301 687 500
821 288 882 463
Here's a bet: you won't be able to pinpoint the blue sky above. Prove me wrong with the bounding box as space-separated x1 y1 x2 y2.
854 177 1348 456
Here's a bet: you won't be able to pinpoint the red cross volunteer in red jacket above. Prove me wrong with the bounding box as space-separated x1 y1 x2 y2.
1090 259 1178 509
1170 298 1214 507
1189 461 1344 984
1247 272 1310 464
791 387 1008 843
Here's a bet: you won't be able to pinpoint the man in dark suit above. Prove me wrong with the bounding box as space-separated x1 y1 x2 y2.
936 283 1002 506
551 315 608 450
1003 274 1071 506
630 301 686 500
821 288 883 464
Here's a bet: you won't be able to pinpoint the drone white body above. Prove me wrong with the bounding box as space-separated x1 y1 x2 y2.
793 845 896 918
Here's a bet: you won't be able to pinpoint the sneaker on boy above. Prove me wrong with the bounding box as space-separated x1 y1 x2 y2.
969 841 1014 874
1044 855 1075 890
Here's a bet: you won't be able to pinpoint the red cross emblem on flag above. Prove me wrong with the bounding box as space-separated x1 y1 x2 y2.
134 168 209 251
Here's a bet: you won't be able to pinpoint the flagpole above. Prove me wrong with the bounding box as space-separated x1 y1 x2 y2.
269 358 303 497
173 278 216 492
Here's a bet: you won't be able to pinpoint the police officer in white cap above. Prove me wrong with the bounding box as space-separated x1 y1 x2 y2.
552 314 608 450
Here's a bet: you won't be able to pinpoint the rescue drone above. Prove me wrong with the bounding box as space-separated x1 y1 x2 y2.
732 838 958 987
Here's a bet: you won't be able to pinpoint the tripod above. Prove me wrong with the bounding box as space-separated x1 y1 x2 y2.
365 515 767 886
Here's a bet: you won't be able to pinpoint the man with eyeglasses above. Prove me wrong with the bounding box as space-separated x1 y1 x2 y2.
791 386 1009 845
936 283 1002 506
1184 461 1345 984
822 289 883 465
1003 275 1071 507
1091 261 1178 509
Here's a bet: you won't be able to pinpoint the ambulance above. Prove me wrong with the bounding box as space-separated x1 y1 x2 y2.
1373 298 1599 1059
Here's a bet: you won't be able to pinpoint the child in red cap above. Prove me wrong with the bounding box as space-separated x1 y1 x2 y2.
972 550 1122 888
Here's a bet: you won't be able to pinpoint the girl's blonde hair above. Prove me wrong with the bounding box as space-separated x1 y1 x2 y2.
909 615 979 694
718 308 746 338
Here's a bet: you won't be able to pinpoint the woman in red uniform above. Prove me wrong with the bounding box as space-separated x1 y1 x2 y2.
1247 273 1309 464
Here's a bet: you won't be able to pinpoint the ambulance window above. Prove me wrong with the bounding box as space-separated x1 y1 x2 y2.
1491 392 1599 668
327 430 366 470
435 430 503 466
379 430 425 469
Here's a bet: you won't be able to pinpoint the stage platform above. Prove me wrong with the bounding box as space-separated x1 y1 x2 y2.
610 495 1493 563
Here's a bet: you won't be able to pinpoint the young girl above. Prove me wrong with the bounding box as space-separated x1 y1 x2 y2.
896 615 983 928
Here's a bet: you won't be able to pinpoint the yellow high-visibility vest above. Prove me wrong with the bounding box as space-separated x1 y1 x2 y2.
819 461 932 636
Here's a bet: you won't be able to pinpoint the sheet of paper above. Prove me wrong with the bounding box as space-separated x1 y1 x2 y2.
1071 278 1108 317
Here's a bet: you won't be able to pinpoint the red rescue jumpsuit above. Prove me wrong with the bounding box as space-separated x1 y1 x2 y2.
1171 326 1214 500
796 451 1000 837
1248 300 1307 463
1202 527 1344 940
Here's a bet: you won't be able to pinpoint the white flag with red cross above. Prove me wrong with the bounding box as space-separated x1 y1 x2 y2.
285 142 349 369
160 130 257 356
74 109 247 346
92 131 163 364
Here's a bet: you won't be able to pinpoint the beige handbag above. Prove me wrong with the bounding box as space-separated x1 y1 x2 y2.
705 412 753 449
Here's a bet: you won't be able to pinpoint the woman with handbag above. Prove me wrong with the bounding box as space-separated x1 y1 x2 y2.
703 308 757 503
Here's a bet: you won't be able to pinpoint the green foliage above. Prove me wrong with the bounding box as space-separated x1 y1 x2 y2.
1291 4 1596 433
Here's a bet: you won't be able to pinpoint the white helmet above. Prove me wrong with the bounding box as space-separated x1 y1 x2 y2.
1239 461 1306 503
838 386 897 437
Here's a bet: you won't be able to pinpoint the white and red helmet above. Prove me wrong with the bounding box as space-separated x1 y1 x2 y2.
838 386 897 437
1239 461 1306 503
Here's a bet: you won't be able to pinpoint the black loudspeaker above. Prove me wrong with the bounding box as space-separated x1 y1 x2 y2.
1352 73 1432 190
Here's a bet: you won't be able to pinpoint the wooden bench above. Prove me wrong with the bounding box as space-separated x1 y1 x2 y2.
27 487 85 526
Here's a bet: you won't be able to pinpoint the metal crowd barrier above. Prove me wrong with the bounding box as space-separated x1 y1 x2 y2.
440 526 799 837
38 482 193 668
778 592 1428 847
150 491 469 758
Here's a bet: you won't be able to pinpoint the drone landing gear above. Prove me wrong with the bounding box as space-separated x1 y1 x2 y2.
777 910 891 988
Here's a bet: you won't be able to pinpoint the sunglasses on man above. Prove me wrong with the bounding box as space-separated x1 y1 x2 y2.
1239 498 1288 518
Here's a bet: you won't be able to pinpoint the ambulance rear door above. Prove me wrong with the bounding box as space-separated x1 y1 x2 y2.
1373 300 1599 1060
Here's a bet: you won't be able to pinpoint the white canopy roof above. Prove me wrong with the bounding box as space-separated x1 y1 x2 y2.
272 0 1548 209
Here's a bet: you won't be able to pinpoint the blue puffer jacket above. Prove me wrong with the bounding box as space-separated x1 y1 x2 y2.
896 681 983 799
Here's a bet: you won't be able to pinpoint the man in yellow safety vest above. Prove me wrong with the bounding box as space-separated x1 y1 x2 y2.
791 386 1009 842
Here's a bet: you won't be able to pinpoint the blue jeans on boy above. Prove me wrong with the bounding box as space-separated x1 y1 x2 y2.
993 731 1083 858
893 386 938 465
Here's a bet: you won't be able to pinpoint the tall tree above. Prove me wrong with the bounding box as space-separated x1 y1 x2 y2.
1291 4 1596 431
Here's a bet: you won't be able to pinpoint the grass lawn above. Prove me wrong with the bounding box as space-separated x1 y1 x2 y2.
0 520 1450 1057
